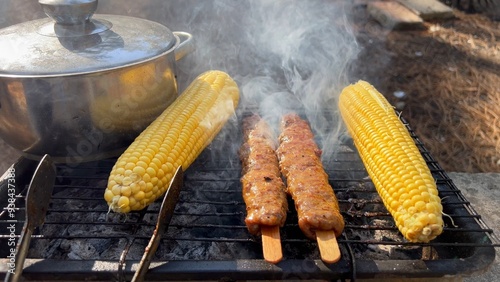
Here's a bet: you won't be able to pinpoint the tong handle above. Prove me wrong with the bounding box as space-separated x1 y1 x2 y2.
4 223 34 282
4 155 56 282
131 166 183 282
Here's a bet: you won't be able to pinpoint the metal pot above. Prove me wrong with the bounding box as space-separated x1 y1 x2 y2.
0 0 194 163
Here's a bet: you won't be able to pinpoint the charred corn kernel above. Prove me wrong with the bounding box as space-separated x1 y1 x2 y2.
105 71 239 213
338 80 443 243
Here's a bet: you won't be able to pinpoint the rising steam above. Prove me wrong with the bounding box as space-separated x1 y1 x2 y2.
101 0 361 160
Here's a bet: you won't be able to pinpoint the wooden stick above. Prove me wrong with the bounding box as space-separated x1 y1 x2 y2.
261 226 283 264
316 230 341 264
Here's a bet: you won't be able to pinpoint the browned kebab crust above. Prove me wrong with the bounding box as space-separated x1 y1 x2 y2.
239 114 288 235
276 113 344 240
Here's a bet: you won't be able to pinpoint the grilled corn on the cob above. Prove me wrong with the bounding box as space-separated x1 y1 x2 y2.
338 80 444 243
104 70 240 213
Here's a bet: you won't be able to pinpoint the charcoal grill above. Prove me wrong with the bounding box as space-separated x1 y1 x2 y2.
0 117 498 281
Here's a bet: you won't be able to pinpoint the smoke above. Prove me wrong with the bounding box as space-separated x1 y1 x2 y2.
167 0 360 159
2 0 360 161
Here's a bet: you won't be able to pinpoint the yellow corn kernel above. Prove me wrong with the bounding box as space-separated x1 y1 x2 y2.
338 80 444 243
105 70 240 213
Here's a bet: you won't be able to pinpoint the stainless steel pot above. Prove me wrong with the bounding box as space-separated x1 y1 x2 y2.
0 0 194 163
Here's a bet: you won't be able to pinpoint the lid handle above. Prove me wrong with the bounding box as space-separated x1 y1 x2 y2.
39 0 98 26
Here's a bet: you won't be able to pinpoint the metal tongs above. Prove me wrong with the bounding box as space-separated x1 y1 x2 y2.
5 155 56 282
131 166 183 282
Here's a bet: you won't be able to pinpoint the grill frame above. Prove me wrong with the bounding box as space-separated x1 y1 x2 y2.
0 119 498 281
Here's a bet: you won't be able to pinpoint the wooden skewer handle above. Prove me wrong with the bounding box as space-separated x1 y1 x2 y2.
316 230 341 264
261 226 283 264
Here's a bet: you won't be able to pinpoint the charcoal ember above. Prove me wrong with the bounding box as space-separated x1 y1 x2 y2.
174 202 218 216
97 213 107 222
156 240 258 260
29 237 116 260
371 219 402 242
283 241 320 259
59 239 71 251
206 242 256 260
346 229 373 242
66 239 111 259
122 239 149 260
164 241 210 260
67 223 127 237
363 243 420 260
28 239 63 259
99 238 129 260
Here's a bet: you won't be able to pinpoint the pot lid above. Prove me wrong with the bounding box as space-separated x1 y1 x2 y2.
0 0 177 76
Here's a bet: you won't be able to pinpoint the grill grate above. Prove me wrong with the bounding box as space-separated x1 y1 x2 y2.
0 120 498 281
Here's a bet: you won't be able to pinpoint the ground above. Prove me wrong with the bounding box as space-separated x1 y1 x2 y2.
349 3 500 173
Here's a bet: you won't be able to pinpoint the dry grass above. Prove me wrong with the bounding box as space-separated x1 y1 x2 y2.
350 7 500 173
